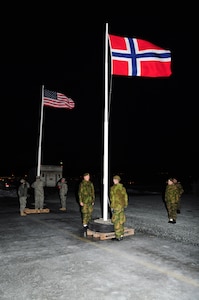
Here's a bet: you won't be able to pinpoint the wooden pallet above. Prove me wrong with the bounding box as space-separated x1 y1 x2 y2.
24 208 50 214
87 227 134 240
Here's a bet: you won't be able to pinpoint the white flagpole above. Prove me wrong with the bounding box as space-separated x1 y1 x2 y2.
102 23 109 221
37 85 45 177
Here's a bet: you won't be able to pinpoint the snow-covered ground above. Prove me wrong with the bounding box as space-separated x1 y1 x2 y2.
0 189 199 299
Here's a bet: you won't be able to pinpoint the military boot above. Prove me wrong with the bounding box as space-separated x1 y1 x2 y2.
20 211 27 216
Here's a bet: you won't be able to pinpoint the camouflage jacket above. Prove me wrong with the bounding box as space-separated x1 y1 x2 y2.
78 180 95 204
58 182 68 196
31 179 45 196
165 184 178 203
110 183 128 210
18 182 30 197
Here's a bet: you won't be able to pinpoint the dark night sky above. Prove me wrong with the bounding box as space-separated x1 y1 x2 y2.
1 10 197 182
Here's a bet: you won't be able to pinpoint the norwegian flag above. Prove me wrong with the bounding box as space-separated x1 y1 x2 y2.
108 34 172 77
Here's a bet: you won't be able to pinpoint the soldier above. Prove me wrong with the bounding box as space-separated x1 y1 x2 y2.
172 178 184 214
165 178 179 223
57 177 68 211
78 173 95 230
110 175 128 241
31 176 45 213
18 178 30 216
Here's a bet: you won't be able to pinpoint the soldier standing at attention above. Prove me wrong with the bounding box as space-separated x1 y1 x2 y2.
110 175 128 241
57 177 68 211
78 173 95 230
165 178 179 224
18 179 30 216
31 176 45 213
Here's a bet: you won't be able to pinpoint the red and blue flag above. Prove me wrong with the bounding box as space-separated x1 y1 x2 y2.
108 34 172 77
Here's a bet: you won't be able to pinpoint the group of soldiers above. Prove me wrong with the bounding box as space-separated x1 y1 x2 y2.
18 173 184 240
17 176 68 216
78 173 128 241
18 176 46 216
18 172 128 242
78 173 184 238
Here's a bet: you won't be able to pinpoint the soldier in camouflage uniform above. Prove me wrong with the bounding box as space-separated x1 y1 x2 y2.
18 179 30 216
31 176 45 213
172 178 184 214
110 175 128 241
165 178 179 224
57 177 68 211
78 173 95 229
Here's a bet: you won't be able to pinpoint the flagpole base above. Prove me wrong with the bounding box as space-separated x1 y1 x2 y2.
88 218 114 233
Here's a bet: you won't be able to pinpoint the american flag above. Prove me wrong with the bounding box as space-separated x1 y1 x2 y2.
108 34 172 77
43 89 75 110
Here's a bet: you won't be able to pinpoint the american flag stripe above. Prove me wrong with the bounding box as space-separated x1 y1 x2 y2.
43 89 75 110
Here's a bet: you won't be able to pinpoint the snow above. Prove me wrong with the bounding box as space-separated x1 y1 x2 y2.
0 188 199 299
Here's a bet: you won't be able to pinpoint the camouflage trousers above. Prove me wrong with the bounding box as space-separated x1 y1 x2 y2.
111 209 126 239
166 200 178 220
60 194 67 209
35 196 44 210
19 196 27 212
81 203 94 225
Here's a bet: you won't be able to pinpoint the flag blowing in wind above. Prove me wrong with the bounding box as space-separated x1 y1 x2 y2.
108 34 172 77
43 89 75 109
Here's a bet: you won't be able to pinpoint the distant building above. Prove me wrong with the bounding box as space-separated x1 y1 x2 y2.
28 165 63 187
40 165 63 187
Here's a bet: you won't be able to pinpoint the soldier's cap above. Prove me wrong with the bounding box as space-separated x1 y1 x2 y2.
20 179 25 183
83 172 90 177
113 175 121 181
